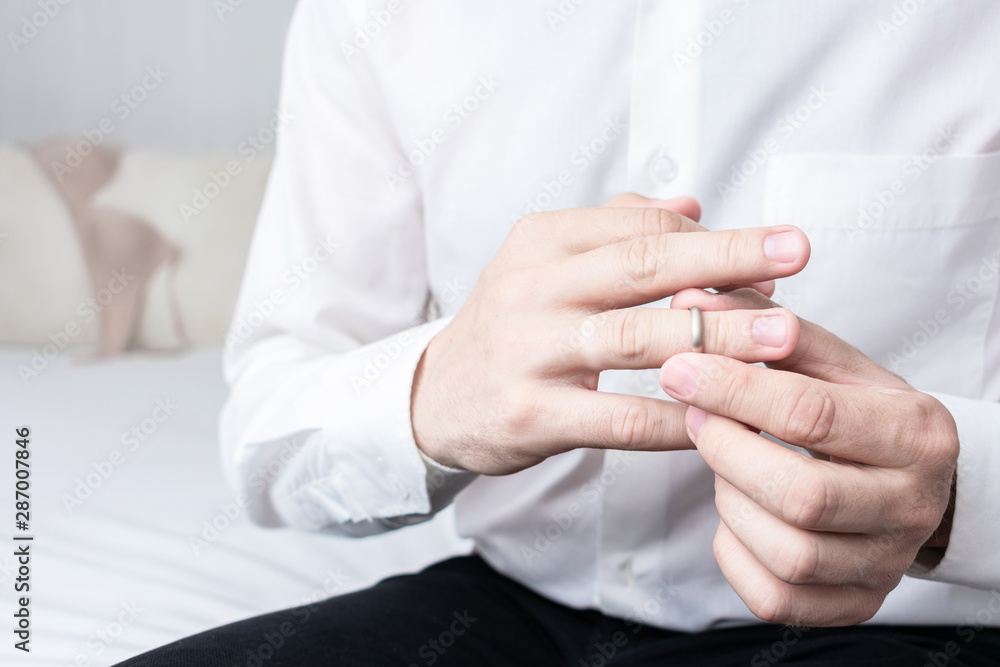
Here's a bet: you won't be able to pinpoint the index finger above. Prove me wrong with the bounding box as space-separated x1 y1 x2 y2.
514 205 706 258
556 225 809 311
659 353 915 467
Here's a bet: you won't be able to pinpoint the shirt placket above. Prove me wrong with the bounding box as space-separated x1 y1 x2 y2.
596 0 705 621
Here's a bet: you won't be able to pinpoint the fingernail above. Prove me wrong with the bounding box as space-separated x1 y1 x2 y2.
764 231 803 263
753 315 787 347
687 407 707 439
660 358 700 397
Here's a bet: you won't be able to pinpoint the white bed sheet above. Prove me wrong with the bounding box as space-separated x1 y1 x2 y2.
0 347 471 666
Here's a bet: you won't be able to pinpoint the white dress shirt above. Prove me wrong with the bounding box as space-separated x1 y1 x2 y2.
221 0 1000 632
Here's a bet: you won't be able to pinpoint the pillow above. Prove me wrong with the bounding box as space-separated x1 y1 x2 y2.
0 145 99 352
92 149 272 349
0 141 270 355
29 140 184 356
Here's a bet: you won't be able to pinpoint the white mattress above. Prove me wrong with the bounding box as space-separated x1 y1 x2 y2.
0 348 471 666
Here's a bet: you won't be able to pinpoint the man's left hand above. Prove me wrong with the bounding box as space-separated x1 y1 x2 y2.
659 287 959 627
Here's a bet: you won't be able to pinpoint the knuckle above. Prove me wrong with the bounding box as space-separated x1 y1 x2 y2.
913 505 945 537
779 467 835 530
912 393 960 467
845 593 883 626
622 236 666 287
605 308 649 362
510 213 545 243
716 229 742 274
902 480 948 536
771 537 821 585
784 388 836 446
639 205 684 235
707 313 737 356
700 427 739 469
608 400 654 450
501 394 543 438
750 589 793 625
716 365 751 416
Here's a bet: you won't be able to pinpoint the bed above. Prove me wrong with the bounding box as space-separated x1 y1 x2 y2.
0 346 469 666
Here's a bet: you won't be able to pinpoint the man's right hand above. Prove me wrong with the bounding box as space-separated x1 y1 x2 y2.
410 194 810 475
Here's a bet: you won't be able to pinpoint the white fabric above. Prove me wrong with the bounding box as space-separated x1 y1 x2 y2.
0 348 469 666
223 0 1000 632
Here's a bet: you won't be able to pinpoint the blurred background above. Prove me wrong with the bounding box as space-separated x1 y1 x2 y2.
0 2 468 664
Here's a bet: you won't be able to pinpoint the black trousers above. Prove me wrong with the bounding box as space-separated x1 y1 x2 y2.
118 555 1000 666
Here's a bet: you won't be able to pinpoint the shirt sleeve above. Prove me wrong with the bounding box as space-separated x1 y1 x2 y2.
905 391 1000 590
219 0 476 537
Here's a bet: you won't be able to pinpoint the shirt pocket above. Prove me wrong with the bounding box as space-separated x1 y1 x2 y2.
762 151 1000 399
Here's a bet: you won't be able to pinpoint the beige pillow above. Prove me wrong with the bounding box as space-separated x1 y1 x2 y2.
29 140 182 356
92 149 271 348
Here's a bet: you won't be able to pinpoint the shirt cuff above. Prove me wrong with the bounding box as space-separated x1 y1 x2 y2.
418 447 478 508
905 391 1000 590
274 314 474 528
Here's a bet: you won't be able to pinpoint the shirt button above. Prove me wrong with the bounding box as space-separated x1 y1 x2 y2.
650 153 678 183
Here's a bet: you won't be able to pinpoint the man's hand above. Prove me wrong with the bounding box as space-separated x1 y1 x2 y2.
411 194 810 475
660 288 960 627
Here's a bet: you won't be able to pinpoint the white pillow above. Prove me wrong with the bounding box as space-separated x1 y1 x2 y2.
0 146 99 351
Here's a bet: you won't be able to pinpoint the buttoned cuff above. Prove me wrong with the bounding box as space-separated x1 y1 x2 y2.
905 391 1000 590
276 315 477 529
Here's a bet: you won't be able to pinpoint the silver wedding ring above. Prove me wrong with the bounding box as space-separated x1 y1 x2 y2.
690 306 704 353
